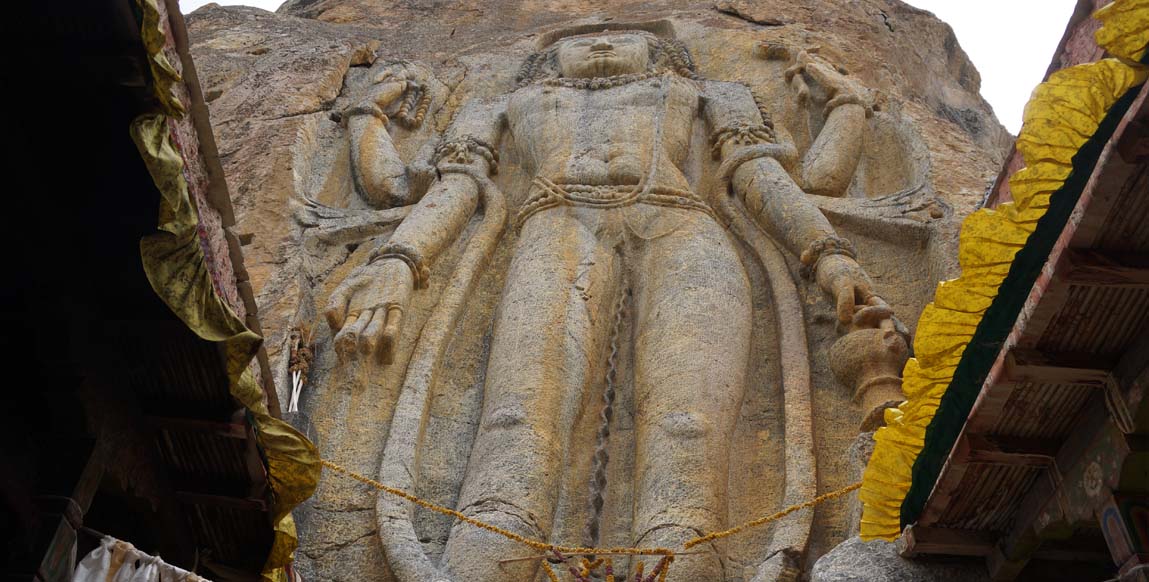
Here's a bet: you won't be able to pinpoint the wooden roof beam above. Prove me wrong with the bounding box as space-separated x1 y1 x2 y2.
1060 250 1149 287
175 491 268 512
956 434 1060 468
146 414 249 440
901 525 995 558
1003 348 1113 386
147 409 270 501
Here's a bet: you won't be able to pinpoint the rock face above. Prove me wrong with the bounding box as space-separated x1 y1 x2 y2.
811 536 988 582
185 2 1010 581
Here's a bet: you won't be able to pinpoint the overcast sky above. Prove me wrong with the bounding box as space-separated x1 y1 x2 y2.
179 0 1079 134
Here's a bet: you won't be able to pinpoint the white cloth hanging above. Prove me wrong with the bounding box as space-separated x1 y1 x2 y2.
72 537 114 582
73 536 211 582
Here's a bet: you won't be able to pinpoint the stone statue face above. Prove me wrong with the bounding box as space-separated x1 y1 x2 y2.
556 33 651 78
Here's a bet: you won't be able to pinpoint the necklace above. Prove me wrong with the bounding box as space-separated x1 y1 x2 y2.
542 69 666 90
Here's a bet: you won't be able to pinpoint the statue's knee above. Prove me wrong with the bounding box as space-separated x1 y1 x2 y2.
655 411 711 440
483 404 527 430
454 498 543 541
635 524 723 581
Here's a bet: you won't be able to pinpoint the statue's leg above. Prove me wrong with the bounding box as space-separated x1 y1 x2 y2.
441 208 619 581
630 214 752 581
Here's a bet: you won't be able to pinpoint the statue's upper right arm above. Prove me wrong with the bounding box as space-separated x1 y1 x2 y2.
443 96 509 149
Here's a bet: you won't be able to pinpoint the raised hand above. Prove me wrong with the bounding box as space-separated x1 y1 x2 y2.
342 64 427 208
784 50 873 115
333 65 423 125
324 257 414 364
364 69 410 111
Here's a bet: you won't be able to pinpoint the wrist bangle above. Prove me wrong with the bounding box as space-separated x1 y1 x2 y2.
368 242 430 289
800 235 857 279
341 103 389 125
824 93 873 118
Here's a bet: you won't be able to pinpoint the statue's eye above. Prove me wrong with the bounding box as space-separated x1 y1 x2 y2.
570 39 593 47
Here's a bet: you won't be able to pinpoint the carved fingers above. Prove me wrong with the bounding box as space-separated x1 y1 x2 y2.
364 77 410 110
785 50 872 115
834 279 873 324
324 258 415 364
815 254 881 324
783 49 812 81
379 307 404 364
784 50 812 103
852 297 894 329
335 309 373 353
371 62 427 88
325 277 365 331
344 305 403 364
371 68 406 86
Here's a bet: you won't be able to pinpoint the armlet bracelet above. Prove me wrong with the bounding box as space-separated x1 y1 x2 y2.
432 136 499 174
716 143 799 184
709 122 776 159
825 93 873 117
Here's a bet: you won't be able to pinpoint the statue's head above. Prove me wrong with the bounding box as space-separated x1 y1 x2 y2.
555 32 651 78
516 21 697 87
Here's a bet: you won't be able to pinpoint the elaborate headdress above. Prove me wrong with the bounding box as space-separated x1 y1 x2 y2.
515 20 699 87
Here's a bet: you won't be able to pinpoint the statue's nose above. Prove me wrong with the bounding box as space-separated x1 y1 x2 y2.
590 39 613 51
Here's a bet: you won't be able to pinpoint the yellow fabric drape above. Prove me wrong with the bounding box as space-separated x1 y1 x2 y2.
131 1 320 579
1096 0 1149 62
136 0 184 117
860 0 1149 542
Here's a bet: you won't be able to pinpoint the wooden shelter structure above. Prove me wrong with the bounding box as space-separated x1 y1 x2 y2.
2 1 313 580
893 2 1149 580
903 82 1149 581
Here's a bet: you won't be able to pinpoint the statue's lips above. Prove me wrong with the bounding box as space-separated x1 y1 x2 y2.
589 51 616 59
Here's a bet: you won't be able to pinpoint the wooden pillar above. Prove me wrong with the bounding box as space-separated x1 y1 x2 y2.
1099 493 1149 581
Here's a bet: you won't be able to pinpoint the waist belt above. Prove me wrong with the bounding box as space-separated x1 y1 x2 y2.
515 176 716 229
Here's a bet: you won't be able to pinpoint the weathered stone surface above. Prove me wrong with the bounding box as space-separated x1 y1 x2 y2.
811 536 988 582
843 432 876 538
185 2 1011 581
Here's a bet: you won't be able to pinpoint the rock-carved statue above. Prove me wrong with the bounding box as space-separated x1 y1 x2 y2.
312 21 917 582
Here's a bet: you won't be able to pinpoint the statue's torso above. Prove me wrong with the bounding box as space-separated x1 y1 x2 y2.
507 75 700 192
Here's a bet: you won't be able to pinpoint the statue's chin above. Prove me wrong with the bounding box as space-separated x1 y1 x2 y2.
566 58 645 78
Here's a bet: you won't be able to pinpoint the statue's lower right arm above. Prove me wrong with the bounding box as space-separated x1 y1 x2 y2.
325 170 482 363
326 99 505 364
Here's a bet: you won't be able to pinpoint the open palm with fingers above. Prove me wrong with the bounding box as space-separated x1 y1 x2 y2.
325 257 413 364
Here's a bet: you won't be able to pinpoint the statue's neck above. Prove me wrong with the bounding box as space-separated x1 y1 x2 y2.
543 69 666 90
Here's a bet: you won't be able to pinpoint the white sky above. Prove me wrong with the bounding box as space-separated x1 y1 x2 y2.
179 0 1080 133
